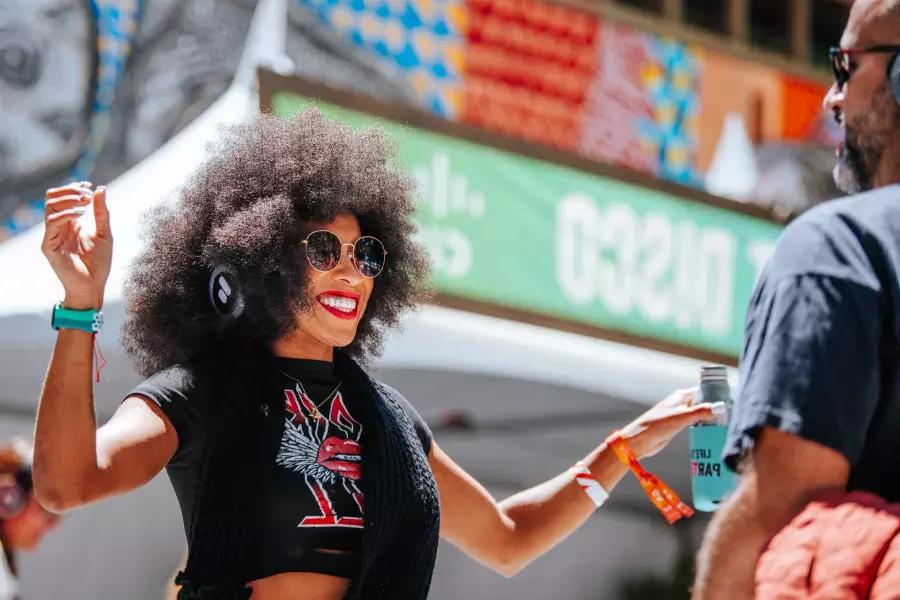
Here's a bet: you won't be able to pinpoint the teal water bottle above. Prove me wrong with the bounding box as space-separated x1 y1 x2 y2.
689 365 738 512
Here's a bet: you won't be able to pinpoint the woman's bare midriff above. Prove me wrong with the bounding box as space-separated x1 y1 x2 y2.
248 549 352 600
248 571 350 600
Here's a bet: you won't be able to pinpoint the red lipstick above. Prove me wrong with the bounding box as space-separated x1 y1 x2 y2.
317 291 361 320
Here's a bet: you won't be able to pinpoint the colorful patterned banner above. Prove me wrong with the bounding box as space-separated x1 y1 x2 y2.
297 0 466 117
462 0 598 151
580 23 700 185
2 0 142 242
285 0 834 195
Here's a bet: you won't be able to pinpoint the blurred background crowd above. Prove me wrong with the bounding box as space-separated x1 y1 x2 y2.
0 0 853 599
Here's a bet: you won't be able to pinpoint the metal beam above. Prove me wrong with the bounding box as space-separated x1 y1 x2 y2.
728 0 748 42
663 0 683 21
565 0 831 84
791 0 812 62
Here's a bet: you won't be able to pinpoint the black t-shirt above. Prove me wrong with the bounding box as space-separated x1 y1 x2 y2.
128 357 433 580
725 185 900 501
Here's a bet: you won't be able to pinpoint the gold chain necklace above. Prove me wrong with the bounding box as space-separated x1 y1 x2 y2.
279 369 342 421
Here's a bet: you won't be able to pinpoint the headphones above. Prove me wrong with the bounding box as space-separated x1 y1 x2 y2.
0 469 32 520
889 51 900 105
208 264 245 321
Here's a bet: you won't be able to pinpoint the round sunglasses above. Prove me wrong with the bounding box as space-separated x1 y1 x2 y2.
302 230 387 278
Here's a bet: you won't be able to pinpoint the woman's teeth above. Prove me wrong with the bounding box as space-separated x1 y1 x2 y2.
319 295 357 313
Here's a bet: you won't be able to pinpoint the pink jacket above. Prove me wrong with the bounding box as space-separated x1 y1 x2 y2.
756 491 900 599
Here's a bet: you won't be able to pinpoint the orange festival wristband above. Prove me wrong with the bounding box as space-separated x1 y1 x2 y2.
606 431 694 525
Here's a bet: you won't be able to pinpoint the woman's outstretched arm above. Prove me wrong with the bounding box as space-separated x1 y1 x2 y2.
432 388 716 576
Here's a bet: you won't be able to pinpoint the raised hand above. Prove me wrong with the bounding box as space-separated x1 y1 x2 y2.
619 388 721 459
40 182 112 310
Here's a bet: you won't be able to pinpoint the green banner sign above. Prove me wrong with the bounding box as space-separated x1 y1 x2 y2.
271 90 783 358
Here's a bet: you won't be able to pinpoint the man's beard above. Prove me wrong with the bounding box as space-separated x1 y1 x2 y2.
834 86 900 194
834 132 873 194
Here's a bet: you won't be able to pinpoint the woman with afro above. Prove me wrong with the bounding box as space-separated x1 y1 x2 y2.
33 110 718 600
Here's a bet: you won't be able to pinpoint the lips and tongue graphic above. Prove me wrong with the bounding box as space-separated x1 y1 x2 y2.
316 437 362 481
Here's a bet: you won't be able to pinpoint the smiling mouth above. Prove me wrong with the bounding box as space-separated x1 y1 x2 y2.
317 294 359 320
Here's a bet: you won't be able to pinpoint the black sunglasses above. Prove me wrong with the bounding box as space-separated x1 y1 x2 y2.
302 230 387 279
829 45 900 89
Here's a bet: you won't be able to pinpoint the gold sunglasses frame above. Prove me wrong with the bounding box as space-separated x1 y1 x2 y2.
301 229 388 278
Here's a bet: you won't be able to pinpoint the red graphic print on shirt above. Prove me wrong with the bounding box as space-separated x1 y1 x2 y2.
277 385 364 528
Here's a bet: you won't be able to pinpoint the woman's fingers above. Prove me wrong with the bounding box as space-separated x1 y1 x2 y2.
47 207 87 223
42 181 107 248
628 391 727 458
42 210 81 255
45 193 91 215
661 402 719 427
45 181 92 199
44 209 85 243
92 186 110 238
669 388 697 406
43 183 110 240
651 388 698 414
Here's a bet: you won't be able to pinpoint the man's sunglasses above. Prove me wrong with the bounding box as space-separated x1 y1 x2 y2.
302 230 387 278
829 45 900 89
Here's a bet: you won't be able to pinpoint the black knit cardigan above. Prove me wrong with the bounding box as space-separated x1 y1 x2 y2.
174 347 441 600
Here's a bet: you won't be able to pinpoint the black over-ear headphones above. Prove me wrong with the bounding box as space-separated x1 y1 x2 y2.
208 264 245 321
889 51 900 105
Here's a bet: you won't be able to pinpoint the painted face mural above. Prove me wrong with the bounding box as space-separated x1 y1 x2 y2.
0 0 258 240
0 0 95 220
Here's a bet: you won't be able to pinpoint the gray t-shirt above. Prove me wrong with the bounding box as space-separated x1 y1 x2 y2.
725 185 900 502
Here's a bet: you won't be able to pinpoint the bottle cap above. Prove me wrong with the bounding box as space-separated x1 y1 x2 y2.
700 365 728 382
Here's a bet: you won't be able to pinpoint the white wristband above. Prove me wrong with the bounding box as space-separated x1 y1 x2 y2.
569 460 610 508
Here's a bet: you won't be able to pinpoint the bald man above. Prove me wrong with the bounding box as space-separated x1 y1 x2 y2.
693 2 900 599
